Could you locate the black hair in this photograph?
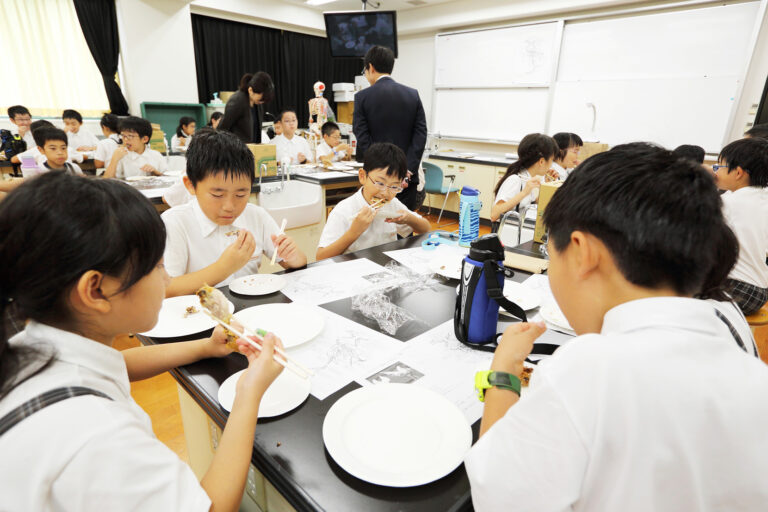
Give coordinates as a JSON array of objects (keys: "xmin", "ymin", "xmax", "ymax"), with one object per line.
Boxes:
[
  {"xmin": 364, "ymin": 45, "xmax": 395, "ymax": 75},
  {"xmin": 279, "ymin": 109, "xmax": 297, "ymax": 122},
  {"xmin": 247, "ymin": 72, "xmax": 275, "ymax": 104},
  {"xmin": 363, "ymin": 142, "xmax": 407, "ymax": 180},
  {"xmin": 29, "ymin": 120, "xmax": 54, "ymax": 133},
  {"xmin": 552, "ymin": 132, "xmax": 583, "ymax": 162},
  {"xmin": 0, "ymin": 172, "xmax": 166, "ymax": 399},
  {"xmin": 719, "ymin": 137, "xmax": 768, "ymax": 188},
  {"xmin": 322, "ymin": 122, "xmax": 340, "ymax": 137},
  {"xmin": 100, "ymin": 113, "xmax": 119, "ymax": 133},
  {"xmin": 7, "ymin": 105, "xmax": 30, "ymax": 119},
  {"xmin": 206, "ymin": 111, "xmax": 223, "ymax": 127},
  {"xmin": 695, "ymin": 222, "xmax": 739, "ymax": 302},
  {"xmin": 672, "ymin": 144, "xmax": 706, "ymax": 164},
  {"xmin": 118, "ymin": 116, "xmax": 153, "ymax": 141},
  {"xmin": 34, "ymin": 127, "xmax": 67, "ymax": 148},
  {"xmin": 744, "ymin": 123, "xmax": 768, "ymax": 139},
  {"xmin": 494, "ymin": 134, "xmax": 558, "ymax": 195},
  {"xmin": 238, "ymin": 73, "xmax": 254, "ymax": 93},
  {"xmin": 176, "ymin": 116, "xmax": 196, "ymax": 137},
  {"xmin": 185, "ymin": 128, "xmax": 255, "ymax": 187},
  {"xmin": 543, "ymin": 143, "xmax": 729, "ymax": 296},
  {"xmin": 62, "ymin": 109, "xmax": 83, "ymax": 124}
]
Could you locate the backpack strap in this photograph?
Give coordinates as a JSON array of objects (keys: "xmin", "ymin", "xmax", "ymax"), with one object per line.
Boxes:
[{"xmin": 0, "ymin": 386, "xmax": 112, "ymax": 438}]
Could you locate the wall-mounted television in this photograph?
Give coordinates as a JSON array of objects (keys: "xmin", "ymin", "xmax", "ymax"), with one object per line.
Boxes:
[{"xmin": 324, "ymin": 11, "xmax": 397, "ymax": 58}]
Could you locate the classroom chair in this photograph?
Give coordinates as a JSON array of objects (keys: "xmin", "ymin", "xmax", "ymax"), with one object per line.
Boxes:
[
  {"xmin": 495, "ymin": 204, "xmax": 538, "ymax": 247},
  {"xmin": 423, "ymin": 161, "xmax": 460, "ymax": 224},
  {"xmin": 746, "ymin": 301, "xmax": 768, "ymax": 364}
]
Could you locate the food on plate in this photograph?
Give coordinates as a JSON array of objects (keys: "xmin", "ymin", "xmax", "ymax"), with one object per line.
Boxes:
[
  {"xmin": 521, "ymin": 367, "xmax": 533, "ymax": 386},
  {"xmin": 183, "ymin": 306, "xmax": 199, "ymax": 318},
  {"xmin": 197, "ymin": 285, "xmax": 239, "ymax": 351},
  {"xmin": 224, "ymin": 230, "xmax": 239, "ymax": 237}
]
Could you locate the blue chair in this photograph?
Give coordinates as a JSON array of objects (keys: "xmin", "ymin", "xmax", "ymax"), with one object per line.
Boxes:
[{"xmin": 423, "ymin": 162, "xmax": 460, "ymax": 224}]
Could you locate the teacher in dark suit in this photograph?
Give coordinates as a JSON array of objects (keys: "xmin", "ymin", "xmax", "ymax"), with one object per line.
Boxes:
[
  {"xmin": 219, "ymin": 72, "xmax": 274, "ymax": 144},
  {"xmin": 353, "ymin": 46, "xmax": 427, "ymax": 210}
]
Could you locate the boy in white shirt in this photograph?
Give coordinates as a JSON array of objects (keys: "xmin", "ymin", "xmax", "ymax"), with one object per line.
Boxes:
[
  {"xmin": 316, "ymin": 143, "xmax": 430, "ymax": 260},
  {"xmin": 272, "ymin": 110, "xmax": 311, "ymax": 164},
  {"xmin": 714, "ymin": 137, "xmax": 768, "ymax": 315},
  {"xmin": 7, "ymin": 105, "xmax": 34, "ymax": 154},
  {"xmin": 316, "ymin": 121, "xmax": 350, "ymax": 164},
  {"xmin": 93, "ymin": 113, "xmax": 121, "ymax": 173},
  {"xmin": 466, "ymin": 143, "xmax": 768, "ymax": 511},
  {"xmin": 162, "ymin": 129, "xmax": 306, "ymax": 297},
  {"xmin": 62, "ymin": 109, "xmax": 98, "ymax": 152},
  {"xmin": 36, "ymin": 127, "xmax": 83, "ymax": 175},
  {"xmin": 103, "ymin": 116, "xmax": 167, "ymax": 179}
]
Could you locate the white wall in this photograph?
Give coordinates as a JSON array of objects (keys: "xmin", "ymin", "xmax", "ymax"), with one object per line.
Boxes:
[
  {"xmin": 190, "ymin": 0, "xmax": 325, "ymax": 35},
  {"xmin": 116, "ymin": 0, "xmax": 199, "ymax": 115}
]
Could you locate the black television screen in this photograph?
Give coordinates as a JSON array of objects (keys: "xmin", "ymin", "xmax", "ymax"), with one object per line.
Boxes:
[{"xmin": 324, "ymin": 11, "xmax": 397, "ymax": 58}]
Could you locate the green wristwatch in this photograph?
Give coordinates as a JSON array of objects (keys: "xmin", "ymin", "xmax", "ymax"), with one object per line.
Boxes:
[{"xmin": 475, "ymin": 370, "xmax": 521, "ymax": 402}]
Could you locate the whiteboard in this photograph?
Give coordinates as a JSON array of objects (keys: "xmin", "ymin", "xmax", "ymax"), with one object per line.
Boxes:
[
  {"xmin": 435, "ymin": 22, "xmax": 559, "ymax": 87},
  {"xmin": 433, "ymin": 89, "xmax": 549, "ymax": 141}
]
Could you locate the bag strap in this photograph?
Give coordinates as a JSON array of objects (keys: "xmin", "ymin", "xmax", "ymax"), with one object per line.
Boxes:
[
  {"xmin": 483, "ymin": 260, "xmax": 527, "ymax": 322},
  {"xmin": 0, "ymin": 386, "xmax": 112, "ymax": 438},
  {"xmin": 714, "ymin": 308, "xmax": 748, "ymax": 353}
]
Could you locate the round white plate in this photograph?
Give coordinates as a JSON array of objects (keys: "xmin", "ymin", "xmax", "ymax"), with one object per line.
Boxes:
[
  {"xmin": 346, "ymin": 161, "xmax": 364, "ymax": 168},
  {"xmin": 233, "ymin": 303, "xmax": 325, "ymax": 348},
  {"xmin": 229, "ymin": 274, "xmax": 286, "ymax": 296},
  {"xmin": 125, "ymin": 175, "xmax": 151, "ymax": 182},
  {"xmin": 163, "ymin": 169, "xmax": 184, "ymax": 177},
  {"xmin": 328, "ymin": 163, "xmax": 354, "ymax": 171},
  {"xmin": 218, "ymin": 368, "xmax": 311, "ymax": 417},
  {"xmin": 539, "ymin": 302, "xmax": 575, "ymax": 334},
  {"xmin": 323, "ymin": 384, "xmax": 472, "ymax": 487},
  {"xmin": 141, "ymin": 295, "xmax": 234, "ymax": 338},
  {"xmin": 429, "ymin": 253, "xmax": 464, "ymax": 280},
  {"xmin": 501, "ymin": 281, "xmax": 542, "ymax": 313}
]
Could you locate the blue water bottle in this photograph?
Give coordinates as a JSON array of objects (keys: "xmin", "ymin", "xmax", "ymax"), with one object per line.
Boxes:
[{"xmin": 458, "ymin": 186, "xmax": 481, "ymax": 247}]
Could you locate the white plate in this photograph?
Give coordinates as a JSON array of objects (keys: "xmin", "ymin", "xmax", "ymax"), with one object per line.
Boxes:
[
  {"xmin": 501, "ymin": 281, "xmax": 542, "ymax": 312},
  {"xmin": 429, "ymin": 254, "xmax": 465, "ymax": 280},
  {"xmin": 163, "ymin": 169, "xmax": 184, "ymax": 177},
  {"xmin": 233, "ymin": 303, "xmax": 325, "ymax": 348},
  {"xmin": 217, "ymin": 368, "xmax": 311, "ymax": 417},
  {"xmin": 229, "ymin": 274, "xmax": 286, "ymax": 296},
  {"xmin": 125, "ymin": 175, "xmax": 151, "ymax": 182},
  {"xmin": 141, "ymin": 295, "xmax": 234, "ymax": 338},
  {"xmin": 539, "ymin": 302, "xmax": 576, "ymax": 334},
  {"xmin": 323, "ymin": 384, "xmax": 472, "ymax": 487},
  {"xmin": 346, "ymin": 161, "xmax": 364, "ymax": 168},
  {"xmin": 327, "ymin": 163, "xmax": 354, "ymax": 171}
]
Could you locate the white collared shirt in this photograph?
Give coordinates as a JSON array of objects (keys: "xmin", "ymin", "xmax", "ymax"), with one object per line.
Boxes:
[
  {"xmin": 465, "ymin": 297, "xmax": 768, "ymax": 512},
  {"xmin": 94, "ymin": 134, "xmax": 120, "ymax": 169},
  {"xmin": 162, "ymin": 199, "xmax": 281, "ymax": 285},
  {"xmin": 552, "ymin": 160, "xmax": 569, "ymax": 180},
  {"xmin": 721, "ymin": 186, "xmax": 768, "ymax": 288},
  {"xmin": 18, "ymin": 146, "xmax": 82, "ymax": 166},
  {"xmin": 316, "ymin": 140, "xmax": 345, "ymax": 162},
  {"xmin": 163, "ymin": 172, "xmax": 192, "ymax": 208},
  {"xmin": 115, "ymin": 146, "xmax": 167, "ymax": 179},
  {"xmin": 67, "ymin": 128, "xmax": 99, "ymax": 150},
  {"xmin": 21, "ymin": 130, "xmax": 35, "ymax": 149},
  {"xmin": 171, "ymin": 134, "xmax": 190, "ymax": 152},
  {"xmin": 318, "ymin": 188, "xmax": 420, "ymax": 253},
  {"xmin": 272, "ymin": 133, "xmax": 312, "ymax": 164},
  {"xmin": 0, "ymin": 322, "xmax": 211, "ymax": 511},
  {"xmin": 495, "ymin": 169, "xmax": 539, "ymax": 211}
]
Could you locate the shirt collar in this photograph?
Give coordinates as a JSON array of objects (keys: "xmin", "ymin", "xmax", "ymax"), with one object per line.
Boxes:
[
  {"xmin": 375, "ymin": 75, "xmax": 392, "ymax": 82},
  {"xmin": 21, "ymin": 321, "xmax": 131, "ymax": 398},
  {"xmin": 192, "ymin": 198, "xmax": 220, "ymax": 238},
  {"xmin": 601, "ymin": 297, "xmax": 724, "ymax": 337}
]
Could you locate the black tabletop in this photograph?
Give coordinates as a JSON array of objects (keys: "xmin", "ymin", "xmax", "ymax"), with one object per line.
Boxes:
[{"xmin": 140, "ymin": 236, "xmax": 540, "ymax": 512}]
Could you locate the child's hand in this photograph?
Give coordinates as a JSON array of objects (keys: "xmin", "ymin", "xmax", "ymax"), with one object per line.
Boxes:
[
  {"xmin": 235, "ymin": 333, "xmax": 285, "ymax": 398},
  {"xmin": 141, "ymin": 164, "xmax": 161, "ymax": 175},
  {"xmin": 113, "ymin": 147, "xmax": 128, "ymax": 162},
  {"xmin": 297, "ymin": 152, "xmax": 308, "ymax": 164},
  {"xmin": 524, "ymin": 176, "xmax": 543, "ymax": 194},
  {"xmin": 179, "ymin": 138, "xmax": 186, "ymax": 147},
  {"xmin": 271, "ymin": 233, "xmax": 303, "ymax": 267},
  {"xmin": 336, "ymin": 143, "xmax": 350, "ymax": 153},
  {"xmin": 384, "ymin": 210, "xmax": 410, "ymax": 225},
  {"xmin": 351, "ymin": 206, "xmax": 377, "ymax": 236},
  {"xmin": 205, "ymin": 323, "xmax": 239, "ymax": 358},
  {"xmin": 220, "ymin": 229, "xmax": 256, "ymax": 272},
  {"xmin": 491, "ymin": 322, "xmax": 546, "ymax": 376},
  {"xmin": 545, "ymin": 168, "xmax": 560, "ymax": 182}
]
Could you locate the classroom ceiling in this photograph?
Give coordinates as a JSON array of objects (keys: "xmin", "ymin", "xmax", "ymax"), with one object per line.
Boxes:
[{"xmin": 284, "ymin": 0, "xmax": 460, "ymax": 12}]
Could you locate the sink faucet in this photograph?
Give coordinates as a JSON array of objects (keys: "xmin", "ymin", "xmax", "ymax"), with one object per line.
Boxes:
[
  {"xmin": 259, "ymin": 163, "xmax": 267, "ymax": 186},
  {"xmin": 279, "ymin": 160, "xmax": 289, "ymax": 191}
]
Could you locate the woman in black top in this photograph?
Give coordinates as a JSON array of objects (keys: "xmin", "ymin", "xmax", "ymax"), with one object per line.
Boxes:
[{"xmin": 219, "ymin": 72, "xmax": 274, "ymax": 144}]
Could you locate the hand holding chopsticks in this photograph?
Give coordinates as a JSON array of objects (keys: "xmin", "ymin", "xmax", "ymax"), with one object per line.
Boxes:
[{"xmin": 270, "ymin": 218, "xmax": 287, "ymax": 266}]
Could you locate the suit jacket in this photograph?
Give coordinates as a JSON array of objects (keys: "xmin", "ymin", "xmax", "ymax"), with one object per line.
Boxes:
[
  {"xmin": 219, "ymin": 91, "xmax": 264, "ymax": 144},
  {"xmin": 353, "ymin": 76, "xmax": 427, "ymax": 181}
]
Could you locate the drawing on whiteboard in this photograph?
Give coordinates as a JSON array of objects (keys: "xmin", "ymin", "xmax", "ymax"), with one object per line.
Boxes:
[{"xmin": 523, "ymin": 39, "xmax": 546, "ymax": 75}]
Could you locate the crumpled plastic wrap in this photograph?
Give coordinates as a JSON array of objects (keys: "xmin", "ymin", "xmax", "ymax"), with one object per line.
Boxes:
[{"xmin": 351, "ymin": 262, "xmax": 439, "ymax": 335}]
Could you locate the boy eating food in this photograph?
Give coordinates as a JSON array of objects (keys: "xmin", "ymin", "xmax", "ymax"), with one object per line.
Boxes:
[
  {"xmin": 103, "ymin": 116, "xmax": 167, "ymax": 179},
  {"xmin": 316, "ymin": 121, "xmax": 350, "ymax": 164}
]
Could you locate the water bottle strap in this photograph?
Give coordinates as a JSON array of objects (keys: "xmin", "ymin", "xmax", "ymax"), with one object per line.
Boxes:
[{"xmin": 483, "ymin": 261, "xmax": 527, "ymax": 322}]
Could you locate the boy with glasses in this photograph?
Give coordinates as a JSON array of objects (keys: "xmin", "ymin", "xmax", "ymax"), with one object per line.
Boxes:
[
  {"xmin": 103, "ymin": 116, "xmax": 167, "ymax": 179},
  {"xmin": 316, "ymin": 143, "xmax": 430, "ymax": 259},
  {"xmin": 316, "ymin": 122, "xmax": 350, "ymax": 164}
]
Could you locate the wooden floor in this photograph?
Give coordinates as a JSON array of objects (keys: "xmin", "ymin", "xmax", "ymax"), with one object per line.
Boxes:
[{"xmin": 119, "ymin": 212, "xmax": 768, "ymax": 463}]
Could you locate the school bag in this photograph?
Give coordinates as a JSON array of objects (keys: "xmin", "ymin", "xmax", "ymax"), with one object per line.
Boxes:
[{"xmin": 0, "ymin": 129, "xmax": 27, "ymax": 160}]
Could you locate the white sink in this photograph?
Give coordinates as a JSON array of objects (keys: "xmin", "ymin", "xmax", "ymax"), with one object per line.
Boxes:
[{"xmin": 258, "ymin": 180, "xmax": 323, "ymax": 229}]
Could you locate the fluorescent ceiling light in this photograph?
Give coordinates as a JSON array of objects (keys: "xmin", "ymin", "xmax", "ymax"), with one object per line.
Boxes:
[{"xmin": 306, "ymin": 0, "xmax": 337, "ymax": 5}]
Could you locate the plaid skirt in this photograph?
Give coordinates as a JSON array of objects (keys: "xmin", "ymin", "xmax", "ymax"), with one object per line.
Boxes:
[{"xmin": 726, "ymin": 279, "xmax": 768, "ymax": 316}]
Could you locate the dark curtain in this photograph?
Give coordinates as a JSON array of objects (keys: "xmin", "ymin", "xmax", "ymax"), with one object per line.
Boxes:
[
  {"xmin": 755, "ymin": 73, "xmax": 768, "ymax": 126},
  {"xmin": 73, "ymin": 0, "xmax": 129, "ymax": 115},
  {"xmin": 192, "ymin": 14, "xmax": 361, "ymax": 128}
]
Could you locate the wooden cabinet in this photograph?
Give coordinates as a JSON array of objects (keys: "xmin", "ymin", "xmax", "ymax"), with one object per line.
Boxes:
[{"xmin": 424, "ymin": 159, "xmax": 499, "ymax": 220}]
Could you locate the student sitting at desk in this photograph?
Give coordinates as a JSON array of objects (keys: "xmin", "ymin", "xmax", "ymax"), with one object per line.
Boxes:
[
  {"xmin": 94, "ymin": 114, "xmax": 121, "ymax": 173},
  {"xmin": 272, "ymin": 110, "xmax": 311, "ymax": 164},
  {"xmin": 13, "ymin": 121, "xmax": 83, "ymax": 168},
  {"xmin": 36, "ymin": 127, "xmax": 83, "ymax": 175},
  {"xmin": 7, "ymin": 105, "xmax": 34, "ymax": 158},
  {"xmin": 162, "ymin": 129, "xmax": 306, "ymax": 297},
  {"xmin": 171, "ymin": 116, "xmax": 196, "ymax": 153},
  {"xmin": 103, "ymin": 116, "xmax": 167, "ymax": 179},
  {"xmin": 316, "ymin": 143, "xmax": 430, "ymax": 260},
  {"xmin": 714, "ymin": 137, "xmax": 768, "ymax": 315},
  {"xmin": 316, "ymin": 121, "xmax": 350, "ymax": 164},
  {"xmin": 63, "ymin": 109, "xmax": 98, "ymax": 153},
  {"xmin": 465, "ymin": 143, "xmax": 768, "ymax": 511},
  {"xmin": 207, "ymin": 111, "xmax": 223, "ymax": 129},
  {"xmin": 551, "ymin": 132, "xmax": 583, "ymax": 179},
  {"xmin": 0, "ymin": 172, "xmax": 286, "ymax": 511},
  {"xmin": 490, "ymin": 133, "xmax": 558, "ymax": 224}
]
